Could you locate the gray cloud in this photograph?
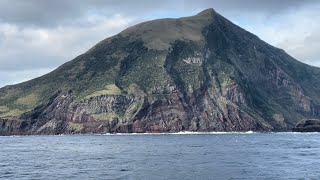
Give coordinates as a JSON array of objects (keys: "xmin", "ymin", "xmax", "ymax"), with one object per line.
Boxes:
[
  {"xmin": 0, "ymin": 0, "xmax": 170, "ymax": 27},
  {"xmin": 197, "ymin": 0, "xmax": 317, "ymax": 13},
  {"xmin": 241, "ymin": 4, "xmax": 320, "ymax": 67},
  {"xmin": 0, "ymin": 14, "xmax": 136, "ymax": 72},
  {"xmin": 0, "ymin": 0, "xmax": 79, "ymax": 27},
  {"xmin": 0, "ymin": 0, "xmax": 317, "ymax": 27},
  {"xmin": 284, "ymin": 27, "xmax": 320, "ymax": 66}
]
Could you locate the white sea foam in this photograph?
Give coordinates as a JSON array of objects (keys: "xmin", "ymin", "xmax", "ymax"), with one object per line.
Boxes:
[
  {"xmin": 273, "ymin": 132, "xmax": 320, "ymax": 135},
  {"xmin": 4, "ymin": 131, "xmax": 320, "ymax": 138},
  {"xmin": 102, "ymin": 131, "xmax": 256, "ymax": 136}
]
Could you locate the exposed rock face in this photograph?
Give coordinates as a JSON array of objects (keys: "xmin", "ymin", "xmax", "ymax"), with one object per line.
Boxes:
[
  {"xmin": 292, "ymin": 119, "xmax": 320, "ymax": 132},
  {"xmin": 1, "ymin": 8, "xmax": 320, "ymax": 135}
]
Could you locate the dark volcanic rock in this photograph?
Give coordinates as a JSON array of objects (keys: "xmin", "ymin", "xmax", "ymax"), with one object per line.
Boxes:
[
  {"xmin": 292, "ymin": 119, "xmax": 320, "ymax": 132},
  {"xmin": 1, "ymin": 8, "xmax": 320, "ymax": 135}
]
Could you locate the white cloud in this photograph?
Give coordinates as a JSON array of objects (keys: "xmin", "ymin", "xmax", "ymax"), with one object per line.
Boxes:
[
  {"xmin": 0, "ymin": 68, "xmax": 54, "ymax": 87},
  {"xmin": 239, "ymin": 4, "xmax": 320, "ymax": 66},
  {"xmin": 0, "ymin": 14, "xmax": 137, "ymax": 87},
  {"xmin": 0, "ymin": 15, "xmax": 134, "ymax": 70}
]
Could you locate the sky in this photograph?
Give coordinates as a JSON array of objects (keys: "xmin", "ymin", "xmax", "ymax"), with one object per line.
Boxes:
[{"xmin": 0, "ymin": 0, "xmax": 319, "ymax": 87}]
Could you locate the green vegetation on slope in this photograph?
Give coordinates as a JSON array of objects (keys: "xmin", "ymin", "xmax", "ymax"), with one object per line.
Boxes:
[{"xmin": 85, "ymin": 84, "xmax": 121, "ymax": 99}]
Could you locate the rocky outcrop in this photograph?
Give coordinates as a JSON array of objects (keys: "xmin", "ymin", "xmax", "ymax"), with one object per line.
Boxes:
[
  {"xmin": 0, "ymin": 118, "xmax": 24, "ymax": 135},
  {"xmin": 0, "ymin": 78, "xmax": 271, "ymax": 135},
  {"xmin": 292, "ymin": 119, "xmax": 320, "ymax": 132}
]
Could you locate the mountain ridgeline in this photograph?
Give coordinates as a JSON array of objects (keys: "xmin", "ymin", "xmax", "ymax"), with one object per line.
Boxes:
[{"xmin": 1, "ymin": 9, "xmax": 320, "ymax": 135}]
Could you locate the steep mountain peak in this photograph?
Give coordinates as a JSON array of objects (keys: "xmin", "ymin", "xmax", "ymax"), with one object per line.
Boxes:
[
  {"xmin": 119, "ymin": 9, "xmax": 216, "ymax": 50},
  {"xmin": 195, "ymin": 8, "xmax": 216, "ymax": 17}
]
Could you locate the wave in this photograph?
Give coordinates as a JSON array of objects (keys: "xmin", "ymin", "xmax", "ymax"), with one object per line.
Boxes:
[
  {"xmin": 5, "ymin": 131, "xmax": 320, "ymax": 138},
  {"xmin": 271, "ymin": 132, "xmax": 320, "ymax": 135},
  {"xmin": 102, "ymin": 131, "xmax": 256, "ymax": 136}
]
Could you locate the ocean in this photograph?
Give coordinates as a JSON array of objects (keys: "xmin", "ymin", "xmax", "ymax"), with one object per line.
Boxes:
[{"xmin": 0, "ymin": 132, "xmax": 319, "ymax": 179}]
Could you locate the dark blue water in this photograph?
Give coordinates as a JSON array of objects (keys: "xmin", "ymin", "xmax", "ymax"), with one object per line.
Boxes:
[{"xmin": 0, "ymin": 133, "xmax": 320, "ymax": 179}]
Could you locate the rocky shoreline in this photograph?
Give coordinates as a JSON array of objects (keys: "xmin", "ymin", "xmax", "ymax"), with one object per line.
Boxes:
[
  {"xmin": 3, "ymin": 116, "xmax": 318, "ymax": 135},
  {"xmin": 292, "ymin": 119, "xmax": 320, "ymax": 132}
]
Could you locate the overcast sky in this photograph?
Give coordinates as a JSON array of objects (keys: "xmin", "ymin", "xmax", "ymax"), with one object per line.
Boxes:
[{"xmin": 0, "ymin": 0, "xmax": 319, "ymax": 87}]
